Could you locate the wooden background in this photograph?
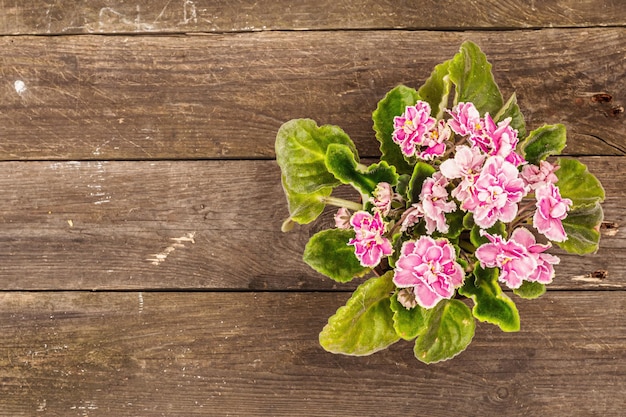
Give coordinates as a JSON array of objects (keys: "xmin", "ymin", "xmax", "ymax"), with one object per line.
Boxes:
[{"xmin": 0, "ymin": 1, "xmax": 625, "ymax": 415}]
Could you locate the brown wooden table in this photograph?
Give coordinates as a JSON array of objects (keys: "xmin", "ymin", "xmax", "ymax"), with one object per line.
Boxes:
[{"xmin": 0, "ymin": 2, "xmax": 624, "ymax": 415}]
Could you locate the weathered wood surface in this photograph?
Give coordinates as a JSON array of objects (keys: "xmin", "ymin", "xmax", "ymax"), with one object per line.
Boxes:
[
  {"xmin": 1, "ymin": 28, "xmax": 624, "ymax": 160},
  {"xmin": 0, "ymin": 157, "xmax": 622, "ymax": 291},
  {"xmin": 1, "ymin": 1, "xmax": 625, "ymax": 415},
  {"xmin": 0, "ymin": 291, "xmax": 624, "ymax": 417},
  {"xmin": 1, "ymin": 0, "xmax": 625, "ymax": 35}
]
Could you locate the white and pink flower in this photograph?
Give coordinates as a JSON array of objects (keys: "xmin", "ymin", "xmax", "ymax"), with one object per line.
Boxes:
[
  {"xmin": 475, "ymin": 230, "xmax": 535, "ymax": 289},
  {"xmin": 475, "ymin": 228, "xmax": 559, "ymax": 288},
  {"xmin": 418, "ymin": 119, "xmax": 450, "ymax": 160},
  {"xmin": 447, "ymin": 102, "xmax": 482, "ymax": 137},
  {"xmin": 533, "ymin": 183, "xmax": 572, "ymax": 242},
  {"xmin": 420, "ymin": 173, "xmax": 456, "ymax": 234},
  {"xmin": 370, "ymin": 182, "xmax": 394, "ymax": 216},
  {"xmin": 392, "ymin": 102, "xmax": 436, "ymax": 157},
  {"xmin": 463, "ymin": 156, "xmax": 526, "ymax": 229},
  {"xmin": 470, "ymin": 114, "xmax": 525, "ymax": 166},
  {"xmin": 521, "ymin": 160, "xmax": 559, "ymax": 191},
  {"xmin": 440, "ymin": 145, "xmax": 486, "ymax": 202},
  {"xmin": 399, "ymin": 204, "xmax": 424, "ymax": 232},
  {"xmin": 508, "ymin": 227, "xmax": 560, "ymax": 284},
  {"xmin": 393, "ymin": 236, "xmax": 465, "ymax": 308},
  {"xmin": 348, "ymin": 211, "xmax": 393, "ymax": 268},
  {"xmin": 334, "ymin": 207, "xmax": 351, "ymax": 230}
]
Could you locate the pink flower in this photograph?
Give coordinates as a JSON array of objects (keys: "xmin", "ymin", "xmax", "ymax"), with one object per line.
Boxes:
[
  {"xmin": 474, "ymin": 231, "xmax": 536, "ymax": 289},
  {"xmin": 334, "ymin": 207, "xmax": 351, "ymax": 229},
  {"xmin": 464, "ymin": 156, "xmax": 526, "ymax": 228},
  {"xmin": 393, "ymin": 236, "xmax": 465, "ymax": 308},
  {"xmin": 420, "ymin": 173, "xmax": 456, "ymax": 234},
  {"xmin": 370, "ymin": 182, "xmax": 393, "ymax": 216},
  {"xmin": 508, "ymin": 227, "xmax": 560, "ymax": 285},
  {"xmin": 521, "ymin": 160, "xmax": 559, "ymax": 191},
  {"xmin": 348, "ymin": 211, "xmax": 393, "ymax": 267},
  {"xmin": 392, "ymin": 102, "xmax": 436, "ymax": 157},
  {"xmin": 476, "ymin": 228, "xmax": 560, "ymax": 288},
  {"xmin": 400, "ymin": 204, "xmax": 424, "ymax": 232},
  {"xmin": 418, "ymin": 120, "xmax": 450, "ymax": 160},
  {"xmin": 440, "ymin": 145, "xmax": 486, "ymax": 202},
  {"xmin": 447, "ymin": 102, "xmax": 482, "ymax": 137},
  {"xmin": 533, "ymin": 183, "xmax": 572, "ymax": 242},
  {"xmin": 470, "ymin": 114, "xmax": 524, "ymax": 166}
]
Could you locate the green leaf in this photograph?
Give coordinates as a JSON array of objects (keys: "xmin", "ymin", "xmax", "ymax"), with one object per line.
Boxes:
[
  {"xmin": 325, "ymin": 143, "xmax": 399, "ymax": 196},
  {"xmin": 303, "ymin": 229, "xmax": 369, "ymax": 282},
  {"xmin": 494, "ymin": 93, "xmax": 526, "ymax": 140},
  {"xmin": 558, "ymin": 203, "xmax": 604, "ymax": 254},
  {"xmin": 513, "ymin": 281, "xmax": 546, "ymax": 300},
  {"xmin": 462, "ymin": 212, "xmax": 475, "ymax": 229},
  {"xmin": 390, "ymin": 293, "xmax": 431, "ymax": 340},
  {"xmin": 448, "ymin": 41, "xmax": 504, "ymax": 116},
  {"xmin": 372, "ymin": 85, "xmax": 419, "ymax": 175},
  {"xmin": 408, "ymin": 162, "xmax": 436, "ymax": 204},
  {"xmin": 413, "ymin": 299, "xmax": 475, "ymax": 364},
  {"xmin": 459, "ymin": 265, "xmax": 520, "ymax": 332},
  {"xmin": 469, "ymin": 221, "xmax": 506, "ymax": 248},
  {"xmin": 319, "ymin": 272, "xmax": 400, "ymax": 355},
  {"xmin": 418, "ymin": 59, "xmax": 452, "ymax": 119},
  {"xmin": 520, "ymin": 124, "xmax": 567, "ymax": 165},
  {"xmin": 437, "ymin": 210, "xmax": 466, "ymax": 240},
  {"xmin": 280, "ymin": 175, "xmax": 332, "ymax": 226},
  {"xmin": 396, "ymin": 174, "xmax": 411, "ymax": 200},
  {"xmin": 388, "ymin": 232, "xmax": 406, "ymax": 269},
  {"xmin": 276, "ymin": 119, "xmax": 358, "ymax": 194},
  {"xmin": 555, "ymin": 158, "xmax": 605, "ymax": 208}
]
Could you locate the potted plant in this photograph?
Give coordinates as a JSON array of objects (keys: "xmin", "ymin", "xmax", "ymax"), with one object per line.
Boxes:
[{"xmin": 275, "ymin": 41, "xmax": 605, "ymax": 363}]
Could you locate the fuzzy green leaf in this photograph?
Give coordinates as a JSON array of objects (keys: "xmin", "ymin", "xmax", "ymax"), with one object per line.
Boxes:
[
  {"xmin": 555, "ymin": 158, "xmax": 605, "ymax": 208},
  {"xmin": 513, "ymin": 281, "xmax": 546, "ymax": 300},
  {"xmin": 413, "ymin": 299, "xmax": 475, "ymax": 364},
  {"xmin": 303, "ymin": 229, "xmax": 369, "ymax": 282},
  {"xmin": 520, "ymin": 124, "xmax": 567, "ymax": 165},
  {"xmin": 276, "ymin": 119, "xmax": 358, "ymax": 194},
  {"xmin": 448, "ymin": 41, "xmax": 504, "ymax": 116},
  {"xmin": 418, "ymin": 59, "xmax": 452, "ymax": 119},
  {"xmin": 558, "ymin": 203, "xmax": 604, "ymax": 254},
  {"xmin": 325, "ymin": 143, "xmax": 399, "ymax": 196},
  {"xmin": 548, "ymin": 159, "xmax": 604, "ymax": 254},
  {"xmin": 390, "ymin": 293, "xmax": 431, "ymax": 341},
  {"xmin": 396, "ymin": 174, "xmax": 411, "ymax": 200},
  {"xmin": 280, "ymin": 175, "xmax": 332, "ymax": 226},
  {"xmin": 408, "ymin": 162, "xmax": 436, "ymax": 204},
  {"xmin": 459, "ymin": 265, "xmax": 520, "ymax": 332},
  {"xmin": 462, "ymin": 213, "xmax": 475, "ymax": 229},
  {"xmin": 372, "ymin": 85, "xmax": 419, "ymax": 175},
  {"xmin": 319, "ymin": 273, "xmax": 400, "ymax": 355}
]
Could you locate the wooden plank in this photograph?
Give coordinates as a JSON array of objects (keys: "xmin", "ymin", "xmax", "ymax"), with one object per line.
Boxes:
[
  {"xmin": 0, "ymin": 28, "xmax": 624, "ymax": 160},
  {"xmin": 1, "ymin": 1, "xmax": 625, "ymax": 35},
  {"xmin": 0, "ymin": 157, "xmax": 622, "ymax": 290},
  {"xmin": 0, "ymin": 291, "xmax": 624, "ymax": 416}
]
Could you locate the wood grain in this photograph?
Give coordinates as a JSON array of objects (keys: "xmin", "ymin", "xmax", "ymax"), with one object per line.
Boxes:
[
  {"xmin": 0, "ymin": 28, "xmax": 624, "ymax": 161},
  {"xmin": 0, "ymin": 157, "xmax": 622, "ymax": 291},
  {"xmin": 0, "ymin": 291, "xmax": 624, "ymax": 416},
  {"xmin": 0, "ymin": 2, "xmax": 624, "ymax": 415},
  {"xmin": 1, "ymin": 0, "xmax": 625, "ymax": 35}
]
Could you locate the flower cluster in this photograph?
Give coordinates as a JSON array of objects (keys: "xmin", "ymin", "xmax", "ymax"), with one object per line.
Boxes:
[
  {"xmin": 276, "ymin": 41, "xmax": 604, "ymax": 363},
  {"xmin": 342, "ymin": 101, "xmax": 573, "ymax": 308}
]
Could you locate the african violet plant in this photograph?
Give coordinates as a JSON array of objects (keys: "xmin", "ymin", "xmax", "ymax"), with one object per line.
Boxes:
[{"xmin": 275, "ymin": 41, "xmax": 605, "ymax": 363}]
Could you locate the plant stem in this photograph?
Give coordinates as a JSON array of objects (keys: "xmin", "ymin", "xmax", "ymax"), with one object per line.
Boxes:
[{"xmin": 320, "ymin": 196, "xmax": 363, "ymax": 211}]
